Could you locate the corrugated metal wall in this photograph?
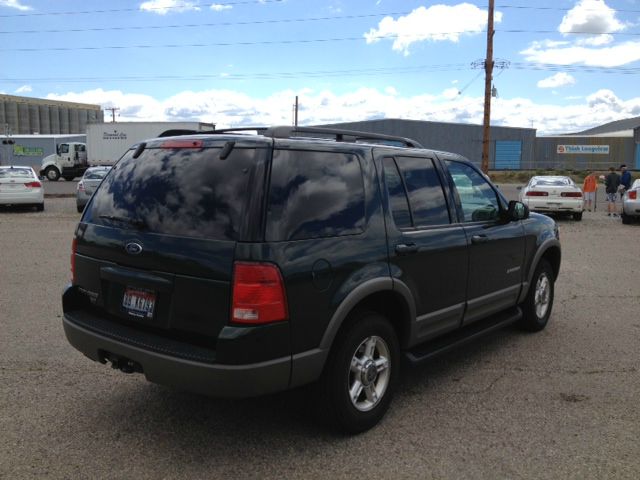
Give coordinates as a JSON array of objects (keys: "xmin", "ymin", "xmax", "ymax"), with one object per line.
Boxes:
[
  {"xmin": 319, "ymin": 119, "xmax": 536, "ymax": 169},
  {"xmin": 495, "ymin": 141, "xmax": 522, "ymax": 169},
  {"xmin": 535, "ymin": 136, "xmax": 635, "ymax": 170}
]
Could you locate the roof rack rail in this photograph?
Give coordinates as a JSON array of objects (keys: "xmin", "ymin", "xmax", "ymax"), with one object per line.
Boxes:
[{"xmin": 262, "ymin": 125, "xmax": 423, "ymax": 148}]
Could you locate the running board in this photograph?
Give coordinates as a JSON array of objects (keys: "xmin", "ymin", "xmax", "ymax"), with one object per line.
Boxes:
[{"xmin": 405, "ymin": 306, "xmax": 522, "ymax": 364}]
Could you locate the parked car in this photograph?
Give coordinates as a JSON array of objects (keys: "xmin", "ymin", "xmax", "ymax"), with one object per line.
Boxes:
[
  {"xmin": 520, "ymin": 175, "xmax": 584, "ymax": 220},
  {"xmin": 0, "ymin": 166, "xmax": 44, "ymax": 211},
  {"xmin": 76, "ymin": 166, "xmax": 112, "ymax": 213},
  {"xmin": 621, "ymin": 179, "xmax": 640, "ymax": 224},
  {"xmin": 62, "ymin": 126, "xmax": 561, "ymax": 433}
]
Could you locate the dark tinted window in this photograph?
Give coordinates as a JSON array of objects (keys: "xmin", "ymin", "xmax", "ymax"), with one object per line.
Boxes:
[
  {"xmin": 446, "ymin": 160, "xmax": 500, "ymax": 222},
  {"xmin": 86, "ymin": 146, "xmax": 261, "ymax": 240},
  {"xmin": 266, "ymin": 149, "xmax": 365, "ymax": 241},
  {"xmin": 395, "ymin": 156, "xmax": 450, "ymax": 227},
  {"xmin": 383, "ymin": 158, "xmax": 412, "ymax": 229}
]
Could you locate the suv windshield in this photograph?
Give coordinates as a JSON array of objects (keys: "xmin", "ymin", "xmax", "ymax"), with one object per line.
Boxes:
[{"xmin": 85, "ymin": 146, "xmax": 262, "ymax": 240}]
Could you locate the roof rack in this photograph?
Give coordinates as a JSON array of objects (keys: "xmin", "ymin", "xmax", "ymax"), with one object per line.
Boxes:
[
  {"xmin": 262, "ymin": 126, "xmax": 423, "ymax": 148},
  {"xmin": 159, "ymin": 125, "xmax": 423, "ymax": 148}
]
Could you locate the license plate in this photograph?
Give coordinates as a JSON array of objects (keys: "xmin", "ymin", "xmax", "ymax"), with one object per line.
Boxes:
[{"xmin": 122, "ymin": 288, "xmax": 156, "ymax": 318}]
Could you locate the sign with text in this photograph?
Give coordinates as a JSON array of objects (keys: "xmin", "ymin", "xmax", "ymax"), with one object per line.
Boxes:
[
  {"xmin": 556, "ymin": 145, "xmax": 609, "ymax": 155},
  {"xmin": 13, "ymin": 145, "xmax": 44, "ymax": 156}
]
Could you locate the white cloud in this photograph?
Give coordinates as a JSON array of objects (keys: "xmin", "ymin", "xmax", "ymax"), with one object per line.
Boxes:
[
  {"xmin": 559, "ymin": 0, "xmax": 625, "ymax": 35},
  {"xmin": 442, "ymin": 87, "xmax": 460, "ymax": 99},
  {"xmin": 139, "ymin": 0, "xmax": 200, "ymax": 15},
  {"xmin": 45, "ymin": 86, "xmax": 640, "ymax": 135},
  {"xmin": 364, "ymin": 3, "xmax": 502, "ymax": 56},
  {"xmin": 15, "ymin": 85, "xmax": 32, "ymax": 93},
  {"xmin": 210, "ymin": 3, "xmax": 232, "ymax": 11},
  {"xmin": 0, "ymin": 0, "xmax": 32, "ymax": 11},
  {"xmin": 537, "ymin": 73, "xmax": 576, "ymax": 89},
  {"xmin": 521, "ymin": 40, "xmax": 640, "ymax": 67}
]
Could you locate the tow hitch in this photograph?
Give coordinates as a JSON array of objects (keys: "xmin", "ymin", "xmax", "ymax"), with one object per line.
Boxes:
[{"xmin": 100, "ymin": 352, "xmax": 143, "ymax": 374}]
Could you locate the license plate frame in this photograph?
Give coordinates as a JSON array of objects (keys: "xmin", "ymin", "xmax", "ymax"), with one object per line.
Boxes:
[{"xmin": 122, "ymin": 287, "xmax": 156, "ymax": 319}]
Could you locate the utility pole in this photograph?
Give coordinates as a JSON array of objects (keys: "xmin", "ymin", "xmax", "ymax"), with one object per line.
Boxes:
[
  {"xmin": 294, "ymin": 96, "xmax": 299, "ymax": 127},
  {"xmin": 105, "ymin": 107, "xmax": 120, "ymax": 123},
  {"xmin": 481, "ymin": 0, "xmax": 495, "ymax": 175}
]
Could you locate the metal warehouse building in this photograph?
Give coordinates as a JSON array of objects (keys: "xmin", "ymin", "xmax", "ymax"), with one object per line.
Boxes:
[
  {"xmin": 319, "ymin": 118, "xmax": 536, "ymax": 169},
  {"xmin": 536, "ymin": 117, "xmax": 640, "ymax": 171},
  {"xmin": 0, "ymin": 94, "xmax": 103, "ymax": 135}
]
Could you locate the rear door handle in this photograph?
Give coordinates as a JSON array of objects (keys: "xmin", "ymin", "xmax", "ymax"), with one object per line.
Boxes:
[
  {"xmin": 395, "ymin": 243, "xmax": 418, "ymax": 255},
  {"xmin": 471, "ymin": 234, "xmax": 489, "ymax": 244}
]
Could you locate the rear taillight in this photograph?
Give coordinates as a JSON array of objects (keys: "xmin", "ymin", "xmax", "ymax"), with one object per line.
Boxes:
[
  {"xmin": 77, "ymin": 181, "xmax": 85, "ymax": 192},
  {"xmin": 561, "ymin": 192, "xmax": 583, "ymax": 197},
  {"xmin": 24, "ymin": 181, "xmax": 41, "ymax": 188},
  {"xmin": 629, "ymin": 191, "xmax": 637, "ymax": 200},
  {"xmin": 161, "ymin": 140, "xmax": 203, "ymax": 149},
  {"xmin": 231, "ymin": 262, "xmax": 288, "ymax": 325},
  {"xmin": 71, "ymin": 237, "xmax": 77, "ymax": 283},
  {"xmin": 526, "ymin": 191, "xmax": 548, "ymax": 197}
]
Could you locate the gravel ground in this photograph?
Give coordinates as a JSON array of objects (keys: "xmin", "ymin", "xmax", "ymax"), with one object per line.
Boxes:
[{"xmin": 1, "ymin": 197, "xmax": 638, "ymax": 480}]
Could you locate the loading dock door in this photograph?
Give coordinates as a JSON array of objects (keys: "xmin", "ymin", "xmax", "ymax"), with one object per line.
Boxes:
[{"xmin": 495, "ymin": 141, "xmax": 522, "ymax": 170}]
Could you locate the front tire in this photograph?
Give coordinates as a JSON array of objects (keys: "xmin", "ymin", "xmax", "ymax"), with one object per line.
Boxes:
[
  {"xmin": 319, "ymin": 312, "xmax": 399, "ymax": 434},
  {"xmin": 44, "ymin": 166, "xmax": 60, "ymax": 181},
  {"xmin": 518, "ymin": 259, "xmax": 554, "ymax": 332}
]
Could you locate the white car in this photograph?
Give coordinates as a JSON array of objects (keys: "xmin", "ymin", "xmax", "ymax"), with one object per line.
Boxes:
[
  {"xmin": 0, "ymin": 166, "xmax": 44, "ymax": 211},
  {"xmin": 520, "ymin": 175, "xmax": 584, "ymax": 221},
  {"xmin": 621, "ymin": 179, "xmax": 640, "ymax": 224}
]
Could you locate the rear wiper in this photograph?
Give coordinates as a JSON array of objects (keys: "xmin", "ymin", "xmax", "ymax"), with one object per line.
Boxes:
[{"xmin": 99, "ymin": 214, "xmax": 147, "ymax": 229}]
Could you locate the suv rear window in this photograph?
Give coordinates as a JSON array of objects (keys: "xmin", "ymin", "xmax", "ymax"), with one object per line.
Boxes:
[
  {"xmin": 266, "ymin": 149, "xmax": 365, "ymax": 241},
  {"xmin": 85, "ymin": 146, "xmax": 262, "ymax": 241}
]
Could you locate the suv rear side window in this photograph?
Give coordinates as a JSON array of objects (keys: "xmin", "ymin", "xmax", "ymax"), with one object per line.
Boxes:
[
  {"xmin": 393, "ymin": 156, "xmax": 450, "ymax": 227},
  {"xmin": 85, "ymin": 146, "xmax": 262, "ymax": 241},
  {"xmin": 266, "ymin": 149, "xmax": 365, "ymax": 241}
]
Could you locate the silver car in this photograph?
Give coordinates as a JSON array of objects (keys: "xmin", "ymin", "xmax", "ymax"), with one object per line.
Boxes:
[
  {"xmin": 76, "ymin": 166, "xmax": 111, "ymax": 213},
  {"xmin": 621, "ymin": 179, "xmax": 640, "ymax": 224}
]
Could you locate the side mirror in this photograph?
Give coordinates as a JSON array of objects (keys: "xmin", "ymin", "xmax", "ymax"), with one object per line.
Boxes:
[{"xmin": 507, "ymin": 200, "xmax": 529, "ymax": 221}]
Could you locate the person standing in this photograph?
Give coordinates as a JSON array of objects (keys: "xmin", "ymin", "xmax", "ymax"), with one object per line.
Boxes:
[
  {"xmin": 604, "ymin": 166, "xmax": 621, "ymax": 217},
  {"xmin": 619, "ymin": 164, "xmax": 632, "ymax": 194},
  {"xmin": 582, "ymin": 170, "xmax": 598, "ymax": 212}
]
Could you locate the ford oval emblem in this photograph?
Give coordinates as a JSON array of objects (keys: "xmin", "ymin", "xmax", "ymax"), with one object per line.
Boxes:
[{"xmin": 125, "ymin": 242, "xmax": 143, "ymax": 255}]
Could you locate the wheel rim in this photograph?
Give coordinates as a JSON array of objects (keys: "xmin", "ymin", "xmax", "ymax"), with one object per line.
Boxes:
[
  {"xmin": 534, "ymin": 272, "xmax": 551, "ymax": 319},
  {"xmin": 348, "ymin": 335, "xmax": 391, "ymax": 412},
  {"xmin": 46, "ymin": 170, "xmax": 57, "ymax": 180}
]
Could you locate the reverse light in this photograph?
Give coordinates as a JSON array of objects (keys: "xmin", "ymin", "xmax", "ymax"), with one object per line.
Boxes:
[
  {"xmin": 561, "ymin": 192, "xmax": 583, "ymax": 197},
  {"xmin": 231, "ymin": 262, "xmax": 288, "ymax": 325},
  {"xmin": 24, "ymin": 181, "xmax": 42, "ymax": 188},
  {"xmin": 526, "ymin": 191, "xmax": 548, "ymax": 197}
]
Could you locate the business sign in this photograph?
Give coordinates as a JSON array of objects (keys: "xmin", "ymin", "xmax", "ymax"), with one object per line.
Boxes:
[
  {"xmin": 557, "ymin": 145, "xmax": 609, "ymax": 155},
  {"xmin": 13, "ymin": 145, "xmax": 44, "ymax": 156},
  {"xmin": 103, "ymin": 130, "xmax": 128, "ymax": 140}
]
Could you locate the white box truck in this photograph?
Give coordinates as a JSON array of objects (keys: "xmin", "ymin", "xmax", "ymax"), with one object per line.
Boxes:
[{"xmin": 86, "ymin": 121, "xmax": 215, "ymax": 166}]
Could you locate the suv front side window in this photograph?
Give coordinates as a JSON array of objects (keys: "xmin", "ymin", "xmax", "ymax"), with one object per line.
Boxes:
[{"xmin": 446, "ymin": 160, "xmax": 501, "ymax": 223}]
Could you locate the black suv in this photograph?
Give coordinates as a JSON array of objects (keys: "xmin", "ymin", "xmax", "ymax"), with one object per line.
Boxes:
[{"xmin": 62, "ymin": 126, "xmax": 561, "ymax": 433}]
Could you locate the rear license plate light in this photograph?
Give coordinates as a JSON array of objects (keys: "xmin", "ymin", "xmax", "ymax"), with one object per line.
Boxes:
[{"xmin": 122, "ymin": 287, "xmax": 156, "ymax": 319}]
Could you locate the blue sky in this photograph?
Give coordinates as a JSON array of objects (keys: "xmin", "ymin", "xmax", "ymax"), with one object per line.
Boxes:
[{"xmin": 1, "ymin": 0, "xmax": 639, "ymax": 134}]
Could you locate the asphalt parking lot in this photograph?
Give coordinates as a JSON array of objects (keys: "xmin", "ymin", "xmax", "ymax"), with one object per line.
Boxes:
[{"xmin": 1, "ymin": 196, "xmax": 638, "ymax": 479}]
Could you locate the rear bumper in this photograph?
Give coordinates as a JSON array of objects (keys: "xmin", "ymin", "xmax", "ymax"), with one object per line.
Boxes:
[
  {"xmin": 0, "ymin": 190, "xmax": 44, "ymax": 205},
  {"xmin": 623, "ymin": 199, "xmax": 640, "ymax": 217},
  {"xmin": 523, "ymin": 198, "xmax": 583, "ymax": 213},
  {"xmin": 63, "ymin": 312, "xmax": 292, "ymax": 397}
]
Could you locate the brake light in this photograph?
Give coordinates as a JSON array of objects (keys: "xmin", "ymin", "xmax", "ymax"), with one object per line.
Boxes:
[
  {"xmin": 161, "ymin": 140, "xmax": 203, "ymax": 149},
  {"xmin": 561, "ymin": 192, "xmax": 583, "ymax": 197},
  {"xmin": 231, "ymin": 262, "xmax": 288, "ymax": 324},
  {"xmin": 526, "ymin": 191, "xmax": 548, "ymax": 196},
  {"xmin": 629, "ymin": 191, "xmax": 637, "ymax": 200},
  {"xmin": 71, "ymin": 237, "xmax": 77, "ymax": 284},
  {"xmin": 24, "ymin": 181, "xmax": 41, "ymax": 188},
  {"xmin": 77, "ymin": 181, "xmax": 85, "ymax": 192}
]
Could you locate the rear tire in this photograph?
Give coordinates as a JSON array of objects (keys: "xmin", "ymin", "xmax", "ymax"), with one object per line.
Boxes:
[
  {"xmin": 44, "ymin": 166, "xmax": 60, "ymax": 181},
  {"xmin": 621, "ymin": 212, "xmax": 631, "ymax": 224},
  {"xmin": 573, "ymin": 212, "xmax": 583, "ymax": 221},
  {"xmin": 36, "ymin": 203, "xmax": 44, "ymax": 212},
  {"xmin": 319, "ymin": 311, "xmax": 399, "ymax": 434},
  {"xmin": 77, "ymin": 206, "xmax": 84, "ymax": 213},
  {"xmin": 518, "ymin": 259, "xmax": 554, "ymax": 332}
]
